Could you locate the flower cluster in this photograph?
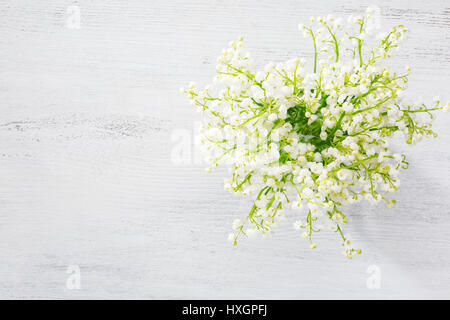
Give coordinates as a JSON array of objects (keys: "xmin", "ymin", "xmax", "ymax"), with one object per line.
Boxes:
[{"xmin": 182, "ymin": 8, "xmax": 448, "ymax": 258}]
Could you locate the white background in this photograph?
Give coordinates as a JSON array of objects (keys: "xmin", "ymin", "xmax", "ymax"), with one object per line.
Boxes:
[{"xmin": 0, "ymin": 0, "xmax": 449, "ymax": 299}]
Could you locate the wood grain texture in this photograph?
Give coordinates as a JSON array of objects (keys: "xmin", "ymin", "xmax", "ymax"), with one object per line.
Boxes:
[{"xmin": 0, "ymin": 0, "xmax": 449, "ymax": 299}]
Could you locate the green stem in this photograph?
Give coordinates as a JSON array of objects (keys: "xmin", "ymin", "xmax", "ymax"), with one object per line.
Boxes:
[{"xmin": 309, "ymin": 29, "xmax": 318, "ymax": 73}]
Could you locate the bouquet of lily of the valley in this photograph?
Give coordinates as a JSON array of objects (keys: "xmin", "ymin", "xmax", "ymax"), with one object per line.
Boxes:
[{"xmin": 182, "ymin": 8, "xmax": 448, "ymax": 258}]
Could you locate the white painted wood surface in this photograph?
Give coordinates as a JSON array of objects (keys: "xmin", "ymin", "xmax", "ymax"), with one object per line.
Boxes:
[{"xmin": 0, "ymin": 0, "xmax": 449, "ymax": 299}]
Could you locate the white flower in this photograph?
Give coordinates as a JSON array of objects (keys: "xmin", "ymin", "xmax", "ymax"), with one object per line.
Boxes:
[
  {"xmin": 293, "ymin": 220, "xmax": 303, "ymax": 230},
  {"xmin": 342, "ymin": 102, "xmax": 354, "ymax": 112},
  {"xmin": 184, "ymin": 8, "xmax": 447, "ymax": 258},
  {"xmin": 302, "ymin": 187, "xmax": 314, "ymax": 198},
  {"xmin": 337, "ymin": 169, "xmax": 351, "ymax": 182},
  {"xmin": 443, "ymin": 103, "xmax": 449, "ymax": 112},
  {"xmin": 232, "ymin": 219, "xmax": 242, "ymax": 230},
  {"xmin": 268, "ymin": 113, "xmax": 278, "ymax": 122},
  {"xmin": 264, "ymin": 62, "xmax": 274, "ymax": 73},
  {"xmin": 246, "ymin": 228, "xmax": 257, "ymax": 238}
]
